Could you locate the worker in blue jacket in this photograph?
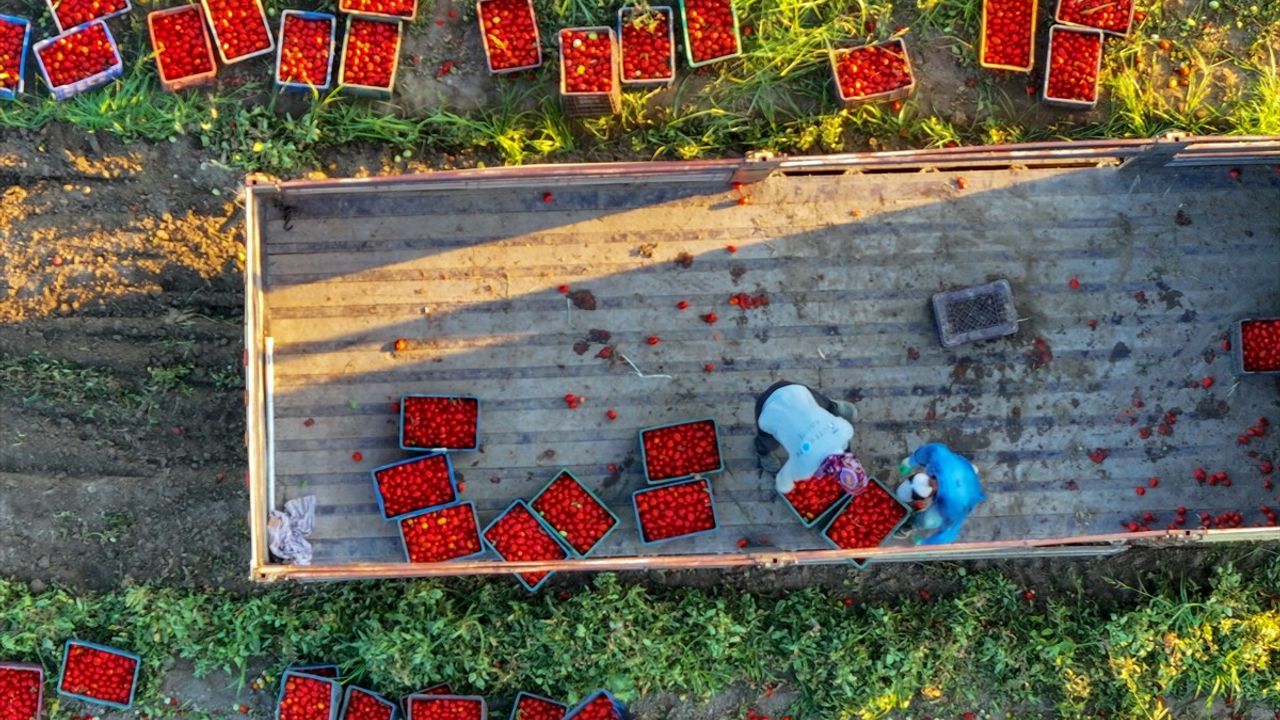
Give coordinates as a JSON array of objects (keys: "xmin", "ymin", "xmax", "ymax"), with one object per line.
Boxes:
[{"xmin": 897, "ymin": 443, "xmax": 985, "ymax": 545}]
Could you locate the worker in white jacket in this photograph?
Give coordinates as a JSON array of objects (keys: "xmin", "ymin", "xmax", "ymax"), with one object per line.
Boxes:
[{"xmin": 754, "ymin": 381, "xmax": 857, "ymax": 493}]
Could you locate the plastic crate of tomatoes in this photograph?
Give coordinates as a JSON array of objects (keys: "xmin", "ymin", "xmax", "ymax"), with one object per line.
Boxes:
[
  {"xmin": 405, "ymin": 693, "xmax": 487, "ymax": 720},
  {"xmin": 201, "ymin": 0, "xmax": 274, "ymax": 64},
  {"xmin": 1234, "ymin": 317, "xmax": 1280, "ymax": 376},
  {"xmin": 1055, "ymin": 0, "xmax": 1134, "ymax": 36},
  {"xmin": 147, "ymin": 4, "xmax": 218, "ymax": 92},
  {"xmin": 639, "ymin": 418, "xmax": 723, "ymax": 483},
  {"xmin": 47, "ymin": 0, "xmax": 129, "ymax": 33},
  {"xmin": 978, "ymin": 0, "xmax": 1037, "ymax": 72},
  {"xmin": 676, "ymin": 0, "xmax": 740, "ymax": 67},
  {"xmin": 829, "ymin": 38, "xmax": 915, "ymax": 107},
  {"xmin": 1041, "ymin": 24, "xmax": 1103, "ymax": 109},
  {"xmin": 56, "ymin": 640, "xmax": 141, "ymax": 710},
  {"xmin": 617, "ymin": 6, "xmax": 675, "ymax": 88},
  {"xmin": 529, "ymin": 469, "xmax": 620, "ymax": 558},
  {"xmin": 563, "ymin": 689, "xmax": 628, "ymax": 720},
  {"xmin": 288, "ymin": 663, "xmax": 340, "ymax": 679},
  {"xmin": 371, "ymin": 451, "xmax": 459, "ymax": 521},
  {"xmin": 482, "ymin": 499, "xmax": 572, "ymax": 592},
  {"xmin": 340, "ymin": 685, "xmax": 398, "ymax": 720},
  {"xmin": 399, "ymin": 395, "xmax": 479, "ymax": 452},
  {"xmin": 339, "ymin": 15, "xmax": 402, "ymax": 97},
  {"xmin": 33, "ymin": 20, "xmax": 123, "ymax": 100},
  {"xmin": 558, "ymin": 27, "xmax": 620, "ymax": 117},
  {"xmin": 400, "ymin": 683, "xmax": 452, "ymax": 713},
  {"xmin": 631, "ymin": 477, "xmax": 718, "ymax": 546},
  {"xmin": 820, "ymin": 477, "xmax": 910, "ymax": 569},
  {"xmin": 0, "ymin": 15, "xmax": 31, "ymax": 100},
  {"xmin": 399, "ymin": 501, "xmax": 486, "ymax": 564},
  {"xmin": 275, "ymin": 10, "xmax": 337, "ymax": 92},
  {"xmin": 509, "ymin": 691, "xmax": 567, "ymax": 720},
  {"xmin": 780, "ymin": 473, "xmax": 849, "ymax": 528},
  {"xmin": 340, "ymin": 0, "xmax": 417, "ymax": 23},
  {"xmin": 277, "ymin": 669, "xmax": 341, "ymax": 720},
  {"xmin": 0, "ymin": 661, "xmax": 44, "ymax": 720},
  {"xmin": 476, "ymin": 0, "xmax": 542, "ymax": 74}
]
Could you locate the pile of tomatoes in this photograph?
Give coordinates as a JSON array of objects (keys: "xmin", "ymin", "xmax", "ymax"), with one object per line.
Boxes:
[
  {"xmin": 341, "ymin": 17, "xmax": 399, "ymax": 88},
  {"xmin": 59, "ymin": 642, "xmax": 137, "ymax": 707},
  {"xmin": 823, "ymin": 482, "xmax": 905, "ymax": 551},
  {"xmin": 478, "ymin": 0, "xmax": 540, "ymax": 71},
  {"xmin": 402, "ymin": 396, "xmax": 479, "ymax": 450},
  {"xmin": 620, "ymin": 9, "xmax": 673, "ymax": 82},
  {"xmin": 980, "ymin": 0, "xmax": 1034, "ymax": 69},
  {"xmin": 278, "ymin": 13, "xmax": 334, "ymax": 87},
  {"xmin": 1240, "ymin": 319, "xmax": 1280, "ymax": 372},
  {"xmin": 561, "ymin": 29, "xmax": 614, "ymax": 93},
  {"xmin": 150, "ymin": 6, "xmax": 214, "ymax": 83},
  {"xmin": 641, "ymin": 420, "xmax": 721, "ymax": 481},
  {"xmin": 400, "ymin": 503, "xmax": 482, "ymax": 562},
  {"xmin": 634, "ymin": 478, "xmax": 716, "ymax": 542},
  {"xmin": 1044, "ymin": 27, "xmax": 1101, "ymax": 103},
  {"xmin": 204, "ymin": 0, "xmax": 272, "ymax": 61},
  {"xmin": 374, "ymin": 453, "xmax": 457, "ymax": 518},
  {"xmin": 483, "ymin": 502, "xmax": 569, "ymax": 588},
  {"xmin": 832, "ymin": 39, "xmax": 913, "ymax": 101},
  {"xmin": 37, "ymin": 22, "xmax": 120, "ymax": 89},
  {"xmin": 531, "ymin": 471, "xmax": 617, "ymax": 555}
]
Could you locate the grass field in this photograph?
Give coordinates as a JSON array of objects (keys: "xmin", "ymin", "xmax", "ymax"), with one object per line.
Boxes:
[{"xmin": 0, "ymin": 0, "xmax": 1276, "ymax": 173}]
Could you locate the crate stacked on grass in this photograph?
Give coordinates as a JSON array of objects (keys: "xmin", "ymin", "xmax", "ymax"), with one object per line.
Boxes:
[
  {"xmin": 482, "ymin": 500, "xmax": 572, "ymax": 591},
  {"xmin": 509, "ymin": 692, "xmax": 567, "ymax": 720},
  {"xmin": 678, "ymin": 0, "xmax": 740, "ymax": 67},
  {"xmin": 1234, "ymin": 318, "xmax": 1280, "ymax": 375},
  {"xmin": 477, "ymin": 0, "xmax": 542, "ymax": 74},
  {"xmin": 530, "ymin": 469, "xmax": 620, "ymax": 557},
  {"xmin": 563, "ymin": 689, "xmax": 627, "ymax": 720},
  {"xmin": 201, "ymin": 0, "xmax": 274, "ymax": 64},
  {"xmin": 1042, "ymin": 24, "xmax": 1103, "ymax": 109},
  {"xmin": 0, "ymin": 662, "xmax": 44, "ymax": 720},
  {"xmin": 275, "ymin": 10, "xmax": 337, "ymax": 91},
  {"xmin": 978, "ymin": 0, "xmax": 1036, "ymax": 72},
  {"xmin": 830, "ymin": 38, "xmax": 915, "ymax": 107},
  {"xmin": 821, "ymin": 477, "xmax": 910, "ymax": 569},
  {"xmin": 0, "ymin": 15, "xmax": 30, "ymax": 100},
  {"xmin": 617, "ymin": 6, "xmax": 675, "ymax": 87},
  {"xmin": 277, "ymin": 668, "xmax": 342, "ymax": 720},
  {"xmin": 559, "ymin": 27, "xmax": 620, "ymax": 117},
  {"xmin": 405, "ymin": 693, "xmax": 487, "ymax": 720},
  {"xmin": 341, "ymin": 686, "xmax": 398, "ymax": 720},
  {"xmin": 33, "ymin": 20, "xmax": 122, "ymax": 100},
  {"xmin": 338, "ymin": 15, "xmax": 402, "ymax": 96},
  {"xmin": 56, "ymin": 640, "xmax": 141, "ymax": 710},
  {"xmin": 147, "ymin": 4, "xmax": 217, "ymax": 92}
]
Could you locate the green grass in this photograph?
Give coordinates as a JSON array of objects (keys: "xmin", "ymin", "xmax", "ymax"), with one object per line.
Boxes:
[
  {"xmin": 1, "ymin": 0, "xmax": 1276, "ymax": 173},
  {"xmin": 5, "ymin": 559, "xmax": 1280, "ymax": 718},
  {"xmin": 0, "ymin": 351, "xmax": 196, "ymax": 423}
]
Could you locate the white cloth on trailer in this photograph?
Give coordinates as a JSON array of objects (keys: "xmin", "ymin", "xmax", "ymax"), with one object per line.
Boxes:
[{"xmin": 268, "ymin": 495, "xmax": 316, "ymax": 565}]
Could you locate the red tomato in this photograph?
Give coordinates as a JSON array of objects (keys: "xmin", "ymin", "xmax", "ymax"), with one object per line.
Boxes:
[
  {"xmin": 1045, "ymin": 28, "xmax": 1102, "ymax": 103},
  {"xmin": 833, "ymin": 39, "xmax": 913, "ymax": 101},
  {"xmin": 478, "ymin": 0, "xmax": 540, "ymax": 71},
  {"xmin": 151, "ymin": 6, "xmax": 214, "ymax": 82},
  {"xmin": 37, "ymin": 22, "xmax": 119, "ymax": 88},
  {"xmin": 59, "ymin": 643, "xmax": 137, "ymax": 706},
  {"xmin": 278, "ymin": 14, "xmax": 334, "ymax": 86}
]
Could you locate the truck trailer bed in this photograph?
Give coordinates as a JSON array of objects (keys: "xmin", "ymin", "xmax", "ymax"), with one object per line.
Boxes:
[{"xmin": 244, "ymin": 138, "xmax": 1280, "ymax": 580}]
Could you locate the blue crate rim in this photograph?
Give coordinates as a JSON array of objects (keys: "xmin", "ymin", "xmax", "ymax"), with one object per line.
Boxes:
[
  {"xmin": 631, "ymin": 476, "xmax": 719, "ymax": 547},
  {"xmin": 398, "ymin": 501, "xmax": 487, "ymax": 564},
  {"xmin": 341, "ymin": 685, "xmax": 399, "ymax": 720},
  {"xmin": 1233, "ymin": 317, "xmax": 1280, "ymax": 376},
  {"xmin": 778, "ymin": 476, "xmax": 851, "ymax": 529},
  {"xmin": 57, "ymin": 639, "xmax": 141, "ymax": 710},
  {"xmin": 399, "ymin": 684, "xmax": 452, "ymax": 712},
  {"xmin": 0, "ymin": 14, "xmax": 31, "ymax": 99},
  {"xmin": 47, "ymin": 0, "xmax": 131, "ymax": 33},
  {"xmin": 274, "ymin": 9, "xmax": 338, "ymax": 93},
  {"xmin": 616, "ymin": 5, "xmax": 676, "ymax": 87},
  {"xmin": 0, "ymin": 661, "xmax": 44, "ymax": 717},
  {"xmin": 404, "ymin": 693, "xmax": 488, "ymax": 720},
  {"xmin": 481, "ymin": 498, "xmax": 572, "ymax": 592},
  {"xmin": 675, "ymin": 0, "xmax": 741, "ymax": 68},
  {"xmin": 528, "ymin": 468, "xmax": 621, "ymax": 558},
  {"xmin": 398, "ymin": 393, "xmax": 481, "ymax": 452},
  {"xmin": 930, "ymin": 278, "xmax": 1018, "ymax": 348},
  {"xmin": 287, "ymin": 662, "xmax": 341, "ymax": 677},
  {"xmin": 509, "ymin": 691, "xmax": 568, "ymax": 720},
  {"xmin": 371, "ymin": 451, "xmax": 459, "ymax": 521},
  {"xmin": 564, "ymin": 689, "xmax": 627, "ymax": 720},
  {"xmin": 638, "ymin": 417, "xmax": 724, "ymax": 484},
  {"xmin": 818, "ymin": 476, "xmax": 912, "ymax": 569},
  {"xmin": 276, "ymin": 669, "xmax": 341, "ymax": 720},
  {"xmin": 33, "ymin": 20, "xmax": 123, "ymax": 101}
]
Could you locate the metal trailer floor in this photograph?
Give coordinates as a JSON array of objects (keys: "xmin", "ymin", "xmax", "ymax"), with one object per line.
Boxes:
[{"xmin": 254, "ymin": 160, "xmax": 1280, "ymax": 568}]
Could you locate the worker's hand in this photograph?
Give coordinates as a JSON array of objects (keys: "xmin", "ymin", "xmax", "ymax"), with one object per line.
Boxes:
[{"xmin": 898, "ymin": 457, "xmax": 913, "ymax": 477}]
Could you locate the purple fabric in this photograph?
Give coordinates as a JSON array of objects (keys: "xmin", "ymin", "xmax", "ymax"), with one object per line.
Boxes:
[{"xmin": 819, "ymin": 453, "xmax": 869, "ymax": 495}]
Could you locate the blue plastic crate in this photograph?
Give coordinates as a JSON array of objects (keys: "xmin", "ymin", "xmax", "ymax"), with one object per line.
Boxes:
[
  {"xmin": 404, "ymin": 693, "xmax": 488, "ymax": 720},
  {"xmin": 371, "ymin": 452, "xmax": 459, "ymax": 521},
  {"xmin": 341, "ymin": 685, "xmax": 399, "ymax": 720},
  {"xmin": 0, "ymin": 662, "xmax": 44, "ymax": 718},
  {"xmin": 33, "ymin": 21, "xmax": 123, "ymax": 101},
  {"xmin": 638, "ymin": 418, "xmax": 724, "ymax": 484},
  {"xmin": 57, "ymin": 639, "xmax": 141, "ymax": 710},
  {"xmin": 399, "ymin": 684, "xmax": 452, "ymax": 714},
  {"xmin": 46, "ymin": 0, "xmax": 131, "ymax": 32},
  {"xmin": 528, "ymin": 469, "xmax": 620, "ymax": 558},
  {"xmin": 398, "ymin": 501, "xmax": 487, "ymax": 564},
  {"xmin": 508, "ymin": 691, "xmax": 567, "ymax": 720},
  {"xmin": 819, "ymin": 476, "xmax": 911, "ymax": 569},
  {"xmin": 631, "ymin": 477, "xmax": 719, "ymax": 547},
  {"xmin": 287, "ymin": 662, "xmax": 340, "ymax": 679},
  {"xmin": 482, "ymin": 499, "xmax": 572, "ymax": 592},
  {"xmin": 399, "ymin": 394, "xmax": 480, "ymax": 452},
  {"xmin": 0, "ymin": 15, "xmax": 31, "ymax": 100},
  {"xmin": 778, "ymin": 475, "xmax": 849, "ymax": 529},
  {"xmin": 276, "ymin": 669, "xmax": 341, "ymax": 720},
  {"xmin": 274, "ymin": 10, "xmax": 337, "ymax": 93},
  {"xmin": 564, "ymin": 689, "xmax": 628, "ymax": 720}
]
